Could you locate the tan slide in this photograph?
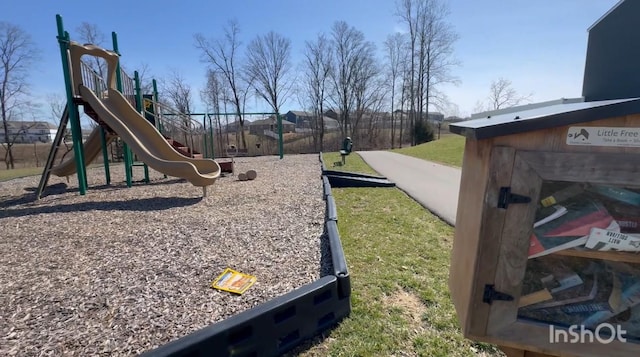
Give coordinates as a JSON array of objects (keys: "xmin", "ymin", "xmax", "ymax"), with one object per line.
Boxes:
[
  {"xmin": 71, "ymin": 85, "xmax": 220, "ymax": 187},
  {"xmin": 51, "ymin": 128, "xmax": 116, "ymax": 177}
]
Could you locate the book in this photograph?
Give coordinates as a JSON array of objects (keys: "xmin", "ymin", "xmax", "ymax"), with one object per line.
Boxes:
[
  {"xmin": 582, "ymin": 272, "xmax": 640, "ymax": 327},
  {"xmin": 519, "ymin": 288, "xmax": 553, "ymax": 308},
  {"xmin": 585, "ymin": 228, "xmax": 640, "ymax": 252},
  {"xmin": 540, "ymin": 183, "xmax": 586, "ymax": 208},
  {"xmin": 211, "ymin": 268, "xmax": 257, "ymax": 295},
  {"xmin": 528, "ymin": 197, "xmax": 615, "ymax": 259},
  {"xmin": 534, "ymin": 205, "xmax": 568, "ymax": 228},
  {"xmin": 587, "ymin": 185, "xmax": 640, "ymax": 207}
]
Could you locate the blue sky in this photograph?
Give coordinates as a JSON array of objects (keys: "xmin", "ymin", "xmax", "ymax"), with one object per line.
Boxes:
[{"xmin": 4, "ymin": 0, "xmax": 619, "ymax": 123}]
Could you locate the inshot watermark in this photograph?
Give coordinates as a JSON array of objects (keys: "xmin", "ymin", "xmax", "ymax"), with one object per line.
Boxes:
[{"xmin": 549, "ymin": 324, "xmax": 627, "ymax": 344}]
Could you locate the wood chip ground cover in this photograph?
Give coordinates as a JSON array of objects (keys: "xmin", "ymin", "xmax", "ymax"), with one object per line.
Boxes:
[{"xmin": 0, "ymin": 155, "xmax": 326, "ymax": 356}]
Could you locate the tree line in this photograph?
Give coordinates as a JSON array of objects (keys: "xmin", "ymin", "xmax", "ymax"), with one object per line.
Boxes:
[{"xmin": 1, "ymin": 0, "xmax": 533, "ymax": 169}]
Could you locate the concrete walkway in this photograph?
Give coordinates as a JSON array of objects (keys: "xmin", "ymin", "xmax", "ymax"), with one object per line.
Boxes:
[{"xmin": 357, "ymin": 151, "xmax": 461, "ymax": 226}]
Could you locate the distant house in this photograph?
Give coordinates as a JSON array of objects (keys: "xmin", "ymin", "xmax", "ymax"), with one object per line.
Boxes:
[
  {"xmin": 285, "ymin": 110, "xmax": 340, "ymax": 130},
  {"xmin": 249, "ymin": 117, "xmax": 296, "ymax": 135},
  {"xmin": 0, "ymin": 121, "xmax": 58, "ymax": 143},
  {"xmin": 220, "ymin": 119, "xmax": 248, "ymax": 133},
  {"xmin": 284, "ymin": 111, "xmax": 313, "ymax": 125},
  {"xmin": 426, "ymin": 112, "xmax": 445, "ymax": 123}
]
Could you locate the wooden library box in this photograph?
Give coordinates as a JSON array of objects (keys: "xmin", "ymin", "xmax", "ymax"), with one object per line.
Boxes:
[{"xmin": 448, "ymin": 98, "xmax": 640, "ymax": 357}]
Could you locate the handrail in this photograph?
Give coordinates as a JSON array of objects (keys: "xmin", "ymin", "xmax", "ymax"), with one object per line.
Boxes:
[
  {"xmin": 79, "ymin": 61, "xmax": 108, "ymax": 99},
  {"xmin": 144, "ymin": 99, "xmax": 204, "ymax": 154},
  {"xmin": 68, "ymin": 42, "xmax": 119, "ymax": 94}
]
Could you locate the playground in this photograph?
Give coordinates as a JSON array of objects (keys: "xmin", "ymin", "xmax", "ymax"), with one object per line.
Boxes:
[{"xmin": 0, "ymin": 155, "xmax": 328, "ymax": 355}]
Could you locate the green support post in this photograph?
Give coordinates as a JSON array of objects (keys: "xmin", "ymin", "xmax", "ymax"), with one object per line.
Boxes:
[
  {"xmin": 100, "ymin": 127, "xmax": 111, "ymax": 185},
  {"xmin": 112, "ymin": 32, "xmax": 133, "ymax": 187},
  {"xmin": 277, "ymin": 113, "xmax": 284, "ymax": 159},
  {"xmin": 202, "ymin": 115, "xmax": 208, "ymax": 158},
  {"xmin": 152, "ymin": 79, "xmax": 167, "ymax": 179},
  {"xmin": 56, "ymin": 15, "xmax": 87, "ymax": 194},
  {"xmin": 134, "ymin": 71, "xmax": 149, "ymax": 183},
  {"xmin": 209, "ymin": 114, "xmax": 215, "ymax": 158}
]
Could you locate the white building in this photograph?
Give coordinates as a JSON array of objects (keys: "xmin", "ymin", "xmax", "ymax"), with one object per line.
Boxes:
[{"xmin": 0, "ymin": 121, "xmax": 58, "ymax": 143}]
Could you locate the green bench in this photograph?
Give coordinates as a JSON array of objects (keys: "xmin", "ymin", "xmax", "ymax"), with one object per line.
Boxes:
[{"xmin": 339, "ymin": 137, "xmax": 353, "ymax": 165}]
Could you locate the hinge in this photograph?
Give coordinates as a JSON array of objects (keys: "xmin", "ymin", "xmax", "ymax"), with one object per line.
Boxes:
[
  {"xmin": 497, "ymin": 186, "xmax": 531, "ymax": 209},
  {"xmin": 483, "ymin": 284, "xmax": 514, "ymax": 305}
]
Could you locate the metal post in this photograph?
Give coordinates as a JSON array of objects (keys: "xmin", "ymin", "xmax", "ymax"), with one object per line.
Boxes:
[
  {"xmin": 112, "ymin": 32, "xmax": 133, "ymax": 187},
  {"xmin": 100, "ymin": 128, "xmax": 111, "ymax": 185},
  {"xmin": 56, "ymin": 15, "xmax": 87, "ymax": 194},
  {"xmin": 202, "ymin": 115, "xmax": 208, "ymax": 158},
  {"xmin": 152, "ymin": 79, "xmax": 167, "ymax": 179},
  {"xmin": 134, "ymin": 70, "xmax": 149, "ymax": 183},
  {"xmin": 209, "ymin": 114, "xmax": 215, "ymax": 158},
  {"xmin": 277, "ymin": 113, "xmax": 284, "ymax": 159}
]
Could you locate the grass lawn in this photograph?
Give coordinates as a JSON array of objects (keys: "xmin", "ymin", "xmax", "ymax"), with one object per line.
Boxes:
[
  {"xmin": 0, "ymin": 167, "xmax": 44, "ymax": 182},
  {"xmin": 392, "ymin": 135, "xmax": 466, "ymax": 167},
  {"xmin": 298, "ymin": 153, "xmax": 503, "ymax": 356}
]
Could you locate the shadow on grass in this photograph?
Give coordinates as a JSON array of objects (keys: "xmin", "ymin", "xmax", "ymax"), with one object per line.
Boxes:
[{"xmin": 0, "ymin": 195, "xmax": 202, "ymax": 218}]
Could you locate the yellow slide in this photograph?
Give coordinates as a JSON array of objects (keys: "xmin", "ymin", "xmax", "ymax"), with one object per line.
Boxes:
[
  {"xmin": 51, "ymin": 128, "xmax": 116, "ymax": 177},
  {"xmin": 56, "ymin": 85, "xmax": 220, "ymax": 187}
]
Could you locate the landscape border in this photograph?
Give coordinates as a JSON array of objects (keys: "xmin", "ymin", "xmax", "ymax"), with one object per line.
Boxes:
[{"xmin": 141, "ymin": 153, "xmax": 351, "ymax": 356}]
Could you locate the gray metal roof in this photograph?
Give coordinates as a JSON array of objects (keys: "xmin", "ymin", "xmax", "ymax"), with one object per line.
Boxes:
[
  {"xmin": 587, "ymin": 0, "xmax": 625, "ymax": 32},
  {"xmin": 450, "ymin": 97, "xmax": 640, "ymax": 140}
]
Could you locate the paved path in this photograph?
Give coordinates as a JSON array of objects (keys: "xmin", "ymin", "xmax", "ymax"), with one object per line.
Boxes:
[{"xmin": 358, "ymin": 151, "xmax": 461, "ymax": 226}]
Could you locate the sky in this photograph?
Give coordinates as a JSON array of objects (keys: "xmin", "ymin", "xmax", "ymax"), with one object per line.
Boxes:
[{"xmin": 3, "ymin": 0, "xmax": 620, "ymax": 123}]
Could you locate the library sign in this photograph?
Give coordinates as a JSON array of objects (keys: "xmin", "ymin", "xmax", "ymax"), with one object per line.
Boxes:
[{"xmin": 567, "ymin": 127, "xmax": 640, "ymax": 147}]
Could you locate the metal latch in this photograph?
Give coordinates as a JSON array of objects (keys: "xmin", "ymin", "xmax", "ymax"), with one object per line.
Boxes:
[
  {"xmin": 497, "ymin": 187, "xmax": 531, "ymax": 209},
  {"xmin": 483, "ymin": 284, "xmax": 514, "ymax": 304}
]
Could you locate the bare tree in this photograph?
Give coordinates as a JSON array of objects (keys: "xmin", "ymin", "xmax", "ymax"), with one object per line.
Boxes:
[
  {"xmin": 396, "ymin": 0, "xmax": 459, "ymax": 145},
  {"xmin": 383, "ymin": 32, "xmax": 405, "ymax": 148},
  {"xmin": 161, "ymin": 69, "xmax": 194, "ymax": 146},
  {"xmin": 75, "ymin": 22, "xmax": 107, "ymax": 79},
  {"xmin": 1, "ymin": 22, "xmax": 38, "ymax": 169},
  {"xmin": 328, "ymin": 21, "xmax": 377, "ymax": 138},
  {"xmin": 302, "ymin": 33, "xmax": 332, "ymax": 151},
  {"xmin": 195, "ymin": 20, "xmax": 251, "ymax": 149},
  {"xmin": 161, "ymin": 69, "xmax": 193, "ymax": 114},
  {"xmin": 135, "ymin": 62, "xmax": 155, "ymax": 94},
  {"xmin": 201, "ymin": 68, "xmax": 229, "ymax": 154},
  {"xmin": 487, "ymin": 77, "xmax": 532, "ymax": 110},
  {"xmin": 245, "ymin": 31, "xmax": 292, "ymax": 115},
  {"xmin": 46, "ymin": 93, "xmax": 73, "ymax": 163}
]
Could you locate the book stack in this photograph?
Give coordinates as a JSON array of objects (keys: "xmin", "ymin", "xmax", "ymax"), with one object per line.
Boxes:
[{"xmin": 528, "ymin": 183, "xmax": 640, "ymax": 259}]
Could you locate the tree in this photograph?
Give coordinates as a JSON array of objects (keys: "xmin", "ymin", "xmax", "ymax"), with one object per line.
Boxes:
[
  {"xmin": 487, "ymin": 77, "xmax": 532, "ymax": 110},
  {"xmin": 46, "ymin": 93, "xmax": 73, "ymax": 163},
  {"xmin": 75, "ymin": 22, "xmax": 107, "ymax": 79},
  {"xmin": 301, "ymin": 33, "xmax": 332, "ymax": 151},
  {"xmin": 195, "ymin": 20, "xmax": 251, "ymax": 149},
  {"xmin": 328, "ymin": 21, "xmax": 377, "ymax": 138},
  {"xmin": 245, "ymin": 31, "xmax": 293, "ymax": 115},
  {"xmin": 1, "ymin": 22, "xmax": 38, "ymax": 169},
  {"xmin": 396, "ymin": 0, "xmax": 459, "ymax": 145},
  {"xmin": 201, "ymin": 68, "xmax": 230, "ymax": 152},
  {"xmin": 383, "ymin": 32, "xmax": 405, "ymax": 148},
  {"xmin": 161, "ymin": 69, "xmax": 194, "ymax": 146}
]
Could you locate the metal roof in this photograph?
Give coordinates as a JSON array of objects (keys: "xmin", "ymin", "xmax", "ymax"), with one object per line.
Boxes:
[
  {"xmin": 587, "ymin": 0, "xmax": 625, "ymax": 32},
  {"xmin": 449, "ymin": 97, "xmax": 640, "ymax": 140}
]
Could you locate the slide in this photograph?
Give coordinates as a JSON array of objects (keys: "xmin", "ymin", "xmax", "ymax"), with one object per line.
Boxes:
[
  {"xmin": 51, "ymin": 128, "xmax": 116, "ymax": 177},
  {"xmin": 70, "ymin": 85, "xmax": 220, "ymax": 187}
]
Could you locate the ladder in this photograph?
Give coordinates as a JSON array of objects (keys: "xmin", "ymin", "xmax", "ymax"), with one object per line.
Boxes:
[{"xmin": 35, "ymin": 107, "xmax": 70, "ymax": 200}]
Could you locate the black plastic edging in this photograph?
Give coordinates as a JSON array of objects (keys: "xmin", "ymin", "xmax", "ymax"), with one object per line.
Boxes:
[
  {"xmin": 322, "ymin": 169, "xmax": 387, "ymax": 180},
  {"xmin": 325, "ymin": 174, "xmax": 396, "ymax": 188},
  {"xmin": 326, "ymin": 195, "xmax": 337, "ymax": 221},
  {"xmin": 318, "ymin": 152, "xmax": 327, "ymax": 171},
  {"xmin": 141, "ymin": 155, "xmax": 352, "ymax": 357},
  {"xmin": 140, "ymin": 276, "xmax": 349, "ymax": 357},
  {"xmin": 325, "ymin": 220, "xmax": 350, "ymax": 300},
  {"xmin": 322, "ymin": 175, "xmax": 331, "ymax": 200}
]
